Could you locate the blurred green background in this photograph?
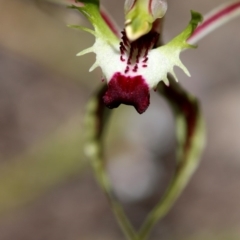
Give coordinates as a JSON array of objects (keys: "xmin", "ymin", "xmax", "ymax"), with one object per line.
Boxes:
[{"xmin": 0, "ymin": 0, "xmax": 240, "ymax": 239}]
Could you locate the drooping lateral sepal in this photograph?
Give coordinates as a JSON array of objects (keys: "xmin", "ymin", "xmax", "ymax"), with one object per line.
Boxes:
[{"xmin": 84, "ymin": 76, "xmax": 205, "ymax": 240}]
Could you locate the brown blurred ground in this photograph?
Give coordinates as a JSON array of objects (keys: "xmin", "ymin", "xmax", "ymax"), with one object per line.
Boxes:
[{"xmin": 0, "ymin": 0, "xmax": 240, "ymax": 240}]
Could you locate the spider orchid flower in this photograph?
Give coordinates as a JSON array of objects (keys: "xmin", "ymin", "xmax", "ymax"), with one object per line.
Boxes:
[{"xmin": 69, "ymin": 0, "xmax": 202, "ymax": 114}]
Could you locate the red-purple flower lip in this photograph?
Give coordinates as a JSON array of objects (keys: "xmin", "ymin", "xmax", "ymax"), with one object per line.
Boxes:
[{"xmin": 103, "ymin": 72, "xmax": 150, "ymax": 114}]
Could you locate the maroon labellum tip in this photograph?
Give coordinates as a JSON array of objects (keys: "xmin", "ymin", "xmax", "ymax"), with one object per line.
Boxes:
[{"xmin": 103, "ymin": 72, "xmax": 150, "ymax": 114}]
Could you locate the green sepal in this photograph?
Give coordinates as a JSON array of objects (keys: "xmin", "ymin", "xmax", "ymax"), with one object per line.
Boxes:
[
  {"xmin": 68, "ymin": 2, "xmax": 118, "ymax": 43},
  {"xmin": 153, "ymin": 11, "xmax": 203, "ymax": 83},
  {"xmin": 164, "ymin": 11, "xmax": 203, "ymax": 50}
]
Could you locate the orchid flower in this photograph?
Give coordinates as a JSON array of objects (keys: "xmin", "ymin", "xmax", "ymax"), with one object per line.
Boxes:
[
  {"xmin": 49, "ymin": 0, "xmax": 240, "ymax": 112},
  {"xmin": 68, "ymin": 1, "xmax": 240, "ymax": 239},
  {"xmin": 69, "ymin": 0, "xmax": 202, "ymax": 114},
  {"xmin": 38, "ymin": 0, "xmax": 240, "ymax": 239}
]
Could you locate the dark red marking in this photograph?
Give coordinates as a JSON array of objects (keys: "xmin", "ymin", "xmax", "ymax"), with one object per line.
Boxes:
[
  {"xmin": 119, "ymin": 30, "xmax": 159, "ymax": 73},
  {"xmin": 125, "ymin": 66, "xmax": 130, "ymax": 74},
  {"xmin": 103, "ymin": 72, "xmax": 150, "ymax": 114},
  {"xmin": 133, "ymin": 64, "xmax": 138, "ymax": 72},
  {"xmin": 143, "ymin": 57, "xmax": 148, "ymax": 63}
]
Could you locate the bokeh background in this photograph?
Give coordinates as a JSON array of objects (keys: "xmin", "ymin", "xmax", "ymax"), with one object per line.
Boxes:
[{"xmin": 0, "ymin": 0, "xmax": 240, "ymax": 239}]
